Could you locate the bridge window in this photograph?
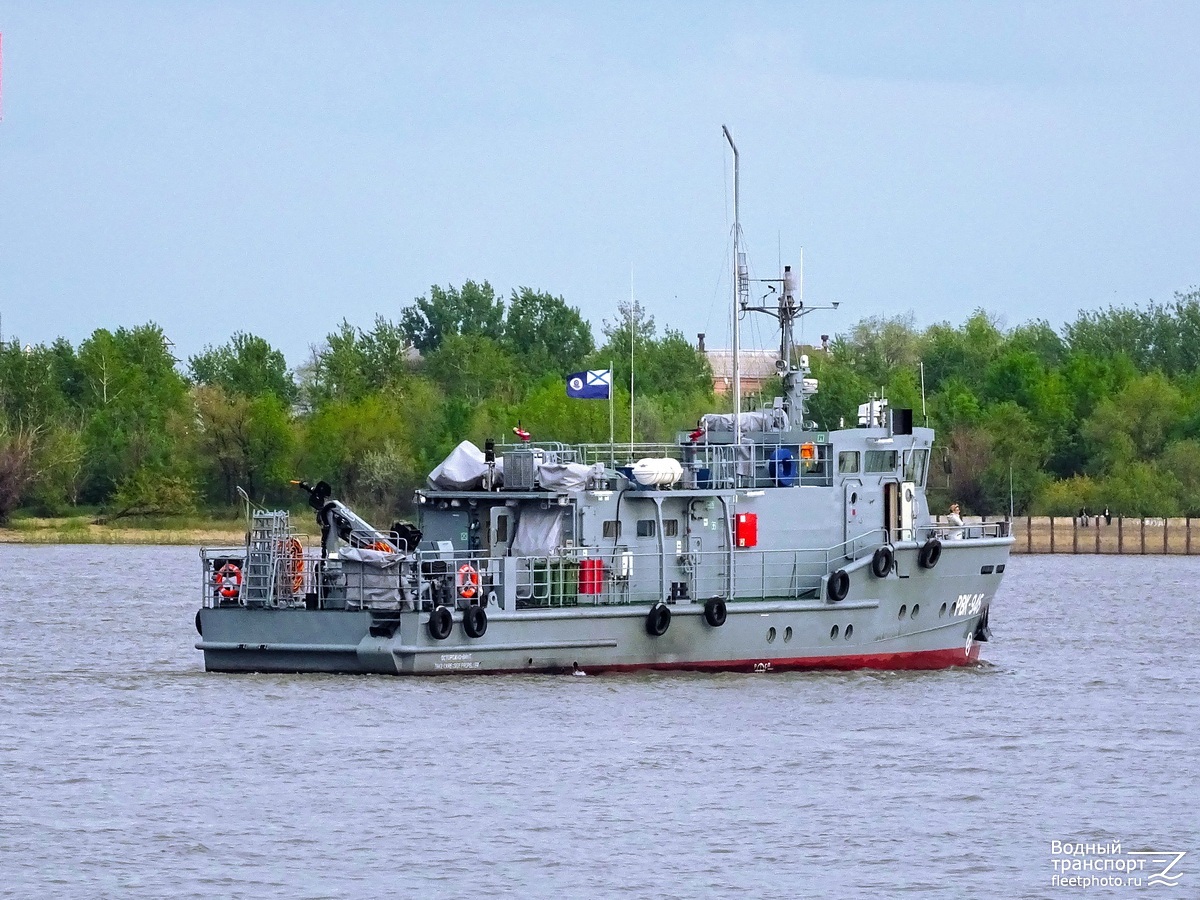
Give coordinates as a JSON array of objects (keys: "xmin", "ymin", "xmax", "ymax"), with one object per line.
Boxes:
[
  {"xmin": 603, "ymin": 520, "xmax": 621, "ymax": 538},
  {"xmin": 865, "ymin": 450, "xmax": 897, "ymax": 472},
  {"xmin": 904, "ymin": 449, "xmax": 929, "ymax": 484},
  {"xmin": 838, "ymin": 451, "xmax": 860, "ymax": 474},
  {"xmin": 636, "ymin": 519, "xmax": 657, "ymax": 538}
]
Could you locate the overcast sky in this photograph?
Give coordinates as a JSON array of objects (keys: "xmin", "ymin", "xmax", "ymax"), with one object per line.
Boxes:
[{"xmin": 1, "ymin": 2, "xmax": 1198, "ymax": 367}]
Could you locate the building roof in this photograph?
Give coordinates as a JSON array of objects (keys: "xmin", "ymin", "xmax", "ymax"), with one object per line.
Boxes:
[{"xmin": 704, "ymin": 349, "xmax": 780, "ymax": 381}]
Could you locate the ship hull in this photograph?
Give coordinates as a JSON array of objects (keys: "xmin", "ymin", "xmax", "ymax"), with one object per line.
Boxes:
[{"xmin": 196, "ymin": 541, "xmax": 1005, "ymax": 676}]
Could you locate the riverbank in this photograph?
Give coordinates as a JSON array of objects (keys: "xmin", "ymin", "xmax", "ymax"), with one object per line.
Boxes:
[
  {"xmin": 949, "ymin": 516, "xmax": 1200, "ymax": 554},
  {"xmin": 0, "ymin": 516, "xmax": 248, "ymax": 546}
]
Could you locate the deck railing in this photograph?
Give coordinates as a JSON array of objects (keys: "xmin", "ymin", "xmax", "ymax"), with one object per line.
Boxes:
[{"xmin": 201, "ymin": 519, "xmax": 1008, "ymax": 612}]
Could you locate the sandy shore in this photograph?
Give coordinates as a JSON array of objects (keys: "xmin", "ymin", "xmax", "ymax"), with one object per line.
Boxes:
[{"xmin": 0, "ymin": 518, "xmax": 247, "ymax": 546}]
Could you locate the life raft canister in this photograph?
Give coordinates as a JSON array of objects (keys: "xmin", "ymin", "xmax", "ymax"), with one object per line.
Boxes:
[
  {"xmin": 457, "ymin": 564, "xmax": 480, "ymax": 599},
  {"xmin": 214, "ymin": 562, "xmax": 242, "ymax": 599}
]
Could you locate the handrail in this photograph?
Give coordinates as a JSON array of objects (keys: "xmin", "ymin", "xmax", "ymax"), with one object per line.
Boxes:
[{"xmin": 200, "ymin": 518, "xmax": 1011, "ymax": 612}]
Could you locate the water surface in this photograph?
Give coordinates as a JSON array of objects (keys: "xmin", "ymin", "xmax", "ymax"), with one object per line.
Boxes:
[{"xmin": 0, "ymin": 547, "xmax": 1195, "ymax": 898}]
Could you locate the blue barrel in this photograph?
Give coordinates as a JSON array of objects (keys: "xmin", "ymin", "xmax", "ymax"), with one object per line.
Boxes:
[{"xmin": 767, "ymin": 448, "xmax": 798, "ymax": 487}]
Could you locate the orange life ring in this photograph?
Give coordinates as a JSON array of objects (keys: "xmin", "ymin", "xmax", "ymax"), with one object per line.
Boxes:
[
  {"xmin": 457, "ymin": 563, "xmax": 480, "ymax": 599},
  {"xmin": 214, "ymin": 562, "xmax": 242, "ymax": 599},
  {"xmin": 280, "ymin": 537, "xmax": 304, "ymax": 592}
]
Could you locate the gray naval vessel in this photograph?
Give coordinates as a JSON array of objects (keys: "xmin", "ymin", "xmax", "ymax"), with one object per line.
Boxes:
[{"xmin": 195, "ymin": 132, "xmax": 1012, "ymax": 676}]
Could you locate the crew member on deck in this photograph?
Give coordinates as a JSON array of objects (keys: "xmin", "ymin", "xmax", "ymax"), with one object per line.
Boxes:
[{"xmin": 947, "ymin": 502, "xmax": 964, "ymax": 540}]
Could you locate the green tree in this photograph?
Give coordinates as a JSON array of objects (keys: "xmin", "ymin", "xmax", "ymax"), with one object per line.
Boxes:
[
  {"xmin": 840, "ymin": 313, "xmax": 920, "ymax": 389},
  {"xmin": 189, "ymin": 332, "xmax": 297, "ymax": 404},
  {"xmin": 191, "ymin": 386, "xmax": 297, "ymax": 504},
  {"xmin": 804, "ymin": 351, "xmax": 869, "ymax": 430},
  {"xmin": 76, "ymin": 325, "xmax": 190, "ymax": 502},
  {"xmin": 920, "ymin": 311, "xmax": 1002, "ymax": 395},
  {"xmin": 511, "ymin": 378, "xmax": 614, "ymax": 445},
  {"xmin": 99, "ymin": 466, "xmax": 197, "ymax": 522},
  {"xmin": 1159, "ymin": 440, "xmax": 1200, "ymax": 515},
  {"xmin": 1083, "ymin": 373, "xmax": 1183, "ymax": 470},
  {"xmin": 1095, "ymin": 463, "xmax": 1181, "ymax": 517},
  {"xmin": 423, "ymin": 334, "xmax": 523, "ymax": 405},
  {"xmin": 1007, "ymin": 319, "xmax": 1066, "ymax": 368},
  {"xmin": 599, "ymin": 303, "xmax": 711, "ymax": 410},
  {"xmin": 360, "ymin": 316, "xmax": 415, "ymax": 386},
  {"xmin": 504, "ymin": 287, "xmax": 594, "ymax": 376},
  {"xmin": 0, "ymin": 425, "xmax": 41, "ymax": 523},
  {"xmin": 978, "ymin": 402, "xmax": 1051, "ymax": 513},
  {"xmin": 0, "ymin": 340, "xmax": 69, "ymax": 428},
  {"xmin": 302, "ymin": 320, "xmax": 371, "ymax": 405},
  {"xmin": 399, "ymin": 280, "xmax": 505, "ymax": 354}
]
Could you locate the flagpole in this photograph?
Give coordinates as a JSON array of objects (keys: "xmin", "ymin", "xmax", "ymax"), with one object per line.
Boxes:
[
  {"xmin": 608, "ymin": 358, "xmax": 614, "ymax": 465},
  {"xmin": 629, "ymin": 271, "xmax": 635, "ymax": 461}
]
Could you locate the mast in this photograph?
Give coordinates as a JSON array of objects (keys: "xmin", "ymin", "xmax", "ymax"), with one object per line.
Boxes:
[{"xmin": 722, "ymin": 125, "xmax": 742, "ymax": 446}]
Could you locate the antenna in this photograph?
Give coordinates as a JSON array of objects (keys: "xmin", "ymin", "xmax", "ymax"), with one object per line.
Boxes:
[
  {"xmin": 629, "ymin": 267, "xmax": 635, "ymax": 458},
  {"xmin": 722, "ymin": 125, "xmax": 742, "ymax": 447},
  {"xmin": 920, "ymin": 361, "xmax": 927, "ymax": 424}
]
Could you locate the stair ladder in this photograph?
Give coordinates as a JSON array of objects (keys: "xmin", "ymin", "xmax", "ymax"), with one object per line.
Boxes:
[{"xmin": 242, "ymin": 510, "xmax": 290, "ymax": 606}]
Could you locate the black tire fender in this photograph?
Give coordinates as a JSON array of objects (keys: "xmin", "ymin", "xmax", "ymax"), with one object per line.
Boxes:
[
  {"xmin": 918, "ymin": 538, "xmax": 942, "ymax": 569},
  {"xmin": 463, "ymin": 604, "xmax": 488, "ymax": 639},
  {"xmin": 871, "ymin": 545, "xmax": 894, "ymax": 578},
  {"xmin": 428, "ymin": 605, "xmax": 454, "ymax": 640},
  {"xmin": 827, "ymin": 569, "xmax": 850, "ymax": 603},
  {"xmin": 703, "ymin": 598, "xmax": 727, "ymax": 627},
  {"xmin": 645, "ymin": 603, "xmax": 671, "ymax": 637},
  {"xmin": 194, "ymin": 610, "xmax": 203, "ymax": 636}
]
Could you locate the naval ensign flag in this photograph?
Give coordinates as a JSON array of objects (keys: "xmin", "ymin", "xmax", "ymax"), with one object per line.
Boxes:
[{"xmin": 566, "ymin": 369, "xmax": 612, "ymax": 400}]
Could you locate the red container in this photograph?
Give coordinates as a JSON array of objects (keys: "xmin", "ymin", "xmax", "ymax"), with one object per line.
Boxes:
[
  {"xmin": 579, "ymin": 558, "xmax": 604, "ymax": 594},
  {"xmin": 736, "ymin": 512, "xmax": 758, "ymax": 548}
]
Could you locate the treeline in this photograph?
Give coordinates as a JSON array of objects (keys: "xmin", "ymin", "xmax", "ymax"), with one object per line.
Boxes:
[
  {"xmin": 808, "ymin": 288, "xmax": 1200, "ymax": 516},
  {"xmin": 2, "ymin": 283, "xmax": 1199, "ymax": 523},
  {"xmin": 0, "ymin": 282, "xmax": 711, "ymax": 523}
]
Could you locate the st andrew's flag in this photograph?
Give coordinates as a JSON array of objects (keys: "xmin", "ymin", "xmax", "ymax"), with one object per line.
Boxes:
[{"xmin": 566, "ymin": 369, "xmax": 612, "ymax": 400}]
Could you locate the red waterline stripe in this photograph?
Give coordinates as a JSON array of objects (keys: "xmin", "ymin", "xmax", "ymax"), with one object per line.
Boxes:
[{"xmin": 435, "ymin": 644, "xmax": 982, "ymax": 676}]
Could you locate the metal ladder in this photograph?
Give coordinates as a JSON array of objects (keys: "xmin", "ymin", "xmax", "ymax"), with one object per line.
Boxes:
[{"xmin": 242, "ymin": 510, "xmax": 290, "ymax": 605}]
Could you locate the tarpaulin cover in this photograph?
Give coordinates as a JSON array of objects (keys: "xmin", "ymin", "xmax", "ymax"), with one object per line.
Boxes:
[
  {"xmin": 537, "ymin": 462, "xmax": 603, "ymax": 492},
  {"xmin": 510, "ymin": 506, "xmax": 564, "ymax": 557},
  {"xmin": 427, "ymin": 440, "xmax": 503, "ymax": 490},
  {"xmin": 339, "ymin": 546, "xmax": 409, "ymax": 610},
  {"xmin": 700, "ymin": 409, "xmax": 789, "ymax": 433}
]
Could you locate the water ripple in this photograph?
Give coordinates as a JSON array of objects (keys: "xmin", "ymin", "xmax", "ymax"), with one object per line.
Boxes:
[{"xmin": 0, "ymin": 548, "xmax": 1196, "ymax": 898}]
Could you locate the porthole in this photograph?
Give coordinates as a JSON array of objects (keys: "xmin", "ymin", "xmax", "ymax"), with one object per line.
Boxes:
[
  {"xmin": 830, "ymin": 624, "xmax": 839, "ymax": 640},
  {"xmin": 996, "ymin": 564, "xmax": 1006, "ymax": 573},
  {"xmin": 784, "ymin": 626, "xmax": 793, "ymax": 642},
  {"xmin": 767, "ymin": 627, "xmax": 777, "ymax": 643},
  {"xmin": 939, "ymin": 602, "xmax": 947, "ymax": 618},
  {"xmin": 911, "ymin": 604, "xmax": 919, "ymax": 619},
  {"xmin": 898, "ymin": 604, "xmax": 907, "ymax": 619},
  {"xmin": 844, "ymin": 624, "xmax": 854, "ymax": 640},
  {"xmin": 980, "ymin": 564, "xmax": 994, "ymax": 575}
]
